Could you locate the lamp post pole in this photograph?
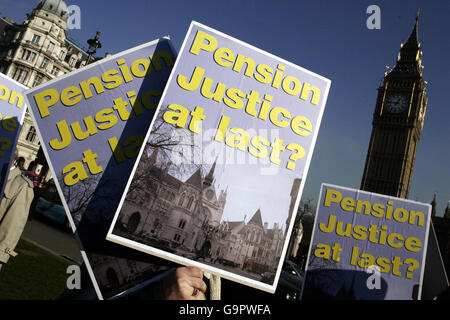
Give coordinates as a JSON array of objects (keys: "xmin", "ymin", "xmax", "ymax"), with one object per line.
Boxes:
[{"xmin": 86, "ymin": 31, "xmax": 102, "ymax": 65}]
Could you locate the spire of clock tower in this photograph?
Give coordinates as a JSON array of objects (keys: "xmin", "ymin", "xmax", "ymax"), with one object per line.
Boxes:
[
  {"xmin": 404, "ymin": 9, "xmax": 420, "ymax": 48},
  {"xmin": 389, "ymin": 10, "xmax": 423, "ymax": 77}
]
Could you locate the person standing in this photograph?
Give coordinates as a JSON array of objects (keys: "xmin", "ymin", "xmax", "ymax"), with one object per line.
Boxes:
[{"xmin": 0, "ymin": 151, "xmax": 34, "ymax": 271}]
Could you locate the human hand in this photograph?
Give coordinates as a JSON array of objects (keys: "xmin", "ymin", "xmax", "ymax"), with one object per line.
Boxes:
[{"xmin": 162, "ymin": 266, "xmax": 207, "ymax": 300}]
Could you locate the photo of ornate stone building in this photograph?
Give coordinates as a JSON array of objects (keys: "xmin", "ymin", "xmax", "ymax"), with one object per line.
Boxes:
[
  {"xmin": 112, "ymin": 144, "xmax": 295, "ymax": 283},
  {"xmin": 115, "ymin": 146, "xmax": 227, "ymax": 254},
  {"xmin": 218, "ymin": 210, "xmax": 285, "ymax": 276}
]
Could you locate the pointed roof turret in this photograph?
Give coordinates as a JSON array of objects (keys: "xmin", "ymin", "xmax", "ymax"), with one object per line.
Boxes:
[
  {"xmin": 444, "ymin": 201, "xmax": 450, "ymax": 220},
  {"xmin": 186, "ymin": 167, "xmax": 203, "ymax": 189},
  {"xmin": 388, "ymin": 11, "xmax": 424, "ymax": 78},
  {"xmin": 403, "ymin": 9, "xmax": 420, "ymax": 49},
  {"xmin": 203, "ymin": 156, "xmax": 218, "ymax": 187},
  {"xmin": 248, "ymin": 209, "xmax": 263, "ymax": 227},
  {"xmin": 431, "ymin": 193, "xmax": 437, "ymax": 217}
]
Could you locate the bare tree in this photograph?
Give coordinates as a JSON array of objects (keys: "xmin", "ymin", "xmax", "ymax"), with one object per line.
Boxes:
[
  {"xmin": 127, "ymin": 116, "xmax": 206, "ymax": 195},
  {"xmin": 61, "ymin": 173, "xmax": 124, "ymax": 225}
]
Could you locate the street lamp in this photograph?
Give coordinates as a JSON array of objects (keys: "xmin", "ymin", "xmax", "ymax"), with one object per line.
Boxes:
[{"xmin": 86, "ymin": 31, "xmax": 102, "ymax": 65}]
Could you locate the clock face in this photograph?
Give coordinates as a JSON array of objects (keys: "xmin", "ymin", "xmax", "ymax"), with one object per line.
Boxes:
[{"xmin": 385, "ymin": 93, "xmax": 409, "ymax": 114}]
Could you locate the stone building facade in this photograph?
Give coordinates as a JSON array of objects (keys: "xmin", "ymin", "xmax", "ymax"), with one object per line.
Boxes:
[
  {"xmin": 116, "ymin": 146, "xmax": 288, "ymax": 275},
  {"xmin": 117, "ymin": 147, "xmax": 227, "ymax": 259},
  {"xmin": 0, "ymin": 0, "xmax": 90, "ymax": 178},
  {"xmin": 219, "ymin": 210, "xmax": 285, "ymax": 273}
]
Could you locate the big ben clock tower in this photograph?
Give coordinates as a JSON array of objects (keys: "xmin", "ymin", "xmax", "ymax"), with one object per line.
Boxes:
[{"xmin": 361, "ymin": 12, "xmax": 428, "ymax": 198}]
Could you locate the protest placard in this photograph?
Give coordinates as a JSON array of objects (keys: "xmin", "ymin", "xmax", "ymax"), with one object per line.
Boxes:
[
  {"xmin": 301, "ymin": 183, "xmax": 431, "ymax": 300},
  {"xmin": 0, "ymin": 73, "xmax": 27, "ymax": 199},
  {"xmin": 107, "ymin": 21, "xmax": 331, "ymax": 293},
  {"xmin": 421, "ymin": 221, "xmax": 449, "ymax": 299},
  {"xmin": 23, "ymin": 37, "xmax": 177, "ymax": 299}
]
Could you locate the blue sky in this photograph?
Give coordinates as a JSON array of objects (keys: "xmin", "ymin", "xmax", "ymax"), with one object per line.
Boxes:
[{"xmin": 4, "ymin": 0, "xmax": 450, "ymax": 216}]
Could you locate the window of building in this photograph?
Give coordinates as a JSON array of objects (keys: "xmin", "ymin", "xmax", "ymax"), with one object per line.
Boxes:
[
  {"xmin": 51, "ymin": 66, "xmax": 59, "ymax": 76},
  {"xmin": 32, "ymin": 75, "xmax": 42, "ymax": 87},
  {"xmin": 31, "ymin": 34, "xmax": 41, "ymax": 44},
  {"xmin": 173, "ymin": 234, "xmax": 181, "ymax": 242},
  {"xmin": 58, "ymin": 50, "xmax": 65, "ymax": 60},
  {"xmin": 47, "ymin": 41, "xmax": 55, "ymax": 52},
  {"xmin": 178, "ymin": 219, "xmax": 186, "ymax": 229},
  {"xmin": 69, "ymin": 56, "xmax": 76, "ymax": 66},
  {"xmin": 21, "ymin": 50, "xmax": 36, "ymax": 63},
  {"xmin": 186, "ymin": 196, "xmax": 194, "ymax": 210},
  {"xmin": 29, "ymin": 52, "xmax": 36, "ymax": 62},
  {"xmin": 40, "ymin": 57, "xmax": 49, "ymax": 69},
  {"xmin": 18, "ymin": 70, "xmax": 28, "ymax": 84},
  {"xmin": 26, "ymin": 126, "xmax": 36, "ymax": 142},
  {"xmin": 14, "ymin": 68, "xmax": 28, "ymax": 84}
]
